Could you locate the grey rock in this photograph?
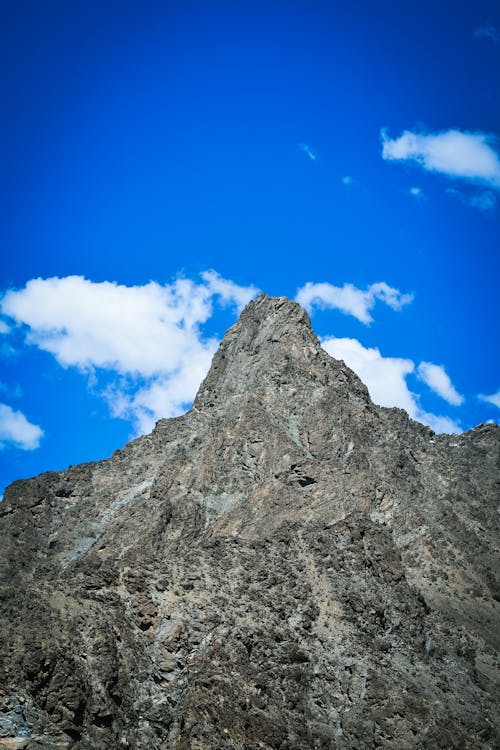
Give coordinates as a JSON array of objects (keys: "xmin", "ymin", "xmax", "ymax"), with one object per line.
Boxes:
[{"xmin": 0, "ymin": 294, "xmax": 499, "ymax": 749}]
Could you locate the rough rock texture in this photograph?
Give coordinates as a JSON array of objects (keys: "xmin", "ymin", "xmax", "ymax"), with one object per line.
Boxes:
[{"xmin": 0, "ymin": 294, "xmax": 499, "ymax": 750}]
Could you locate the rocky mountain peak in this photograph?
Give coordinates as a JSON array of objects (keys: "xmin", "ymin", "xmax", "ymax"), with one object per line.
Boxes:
[
  {"xmin": 194, "ymin": 292, "xmax": 370, "ymax": 417},
  {"xmin": 0, "ymin": 296, "xmax": 499, "ymax": 750}
]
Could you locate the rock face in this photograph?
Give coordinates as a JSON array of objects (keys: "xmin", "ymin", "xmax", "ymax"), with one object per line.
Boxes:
[{"xmin": 0, "ymin": 294, "xmax": 499, "ymax": 750}]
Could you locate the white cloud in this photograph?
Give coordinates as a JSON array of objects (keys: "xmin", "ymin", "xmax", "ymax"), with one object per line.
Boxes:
[
  {"xmin": 1, "ymin": 273, "xmax": 256, "ymax": 376},
  {"xmin": 0, "ymin": 402, "xmax": 43, "ymax": 450},
  {"xmin": 382, "ymin": 129, "xmax": 500, "ymax": 189},
  {"xmin": 1, "ymin": 272, "xmax": 258, "ymax": 434},
  {"xmin": 105, "ymin": 344, "xmax": 218, "ymax": 434},
  {"xmin": 342, "ymin": 175, "xmax": 354, "ymax": 186},
  {"xmin": 417, "ymin": 362, "xmax": 464, "ymax": 406},
  {"xmin": 201, "ymin": 270, "xmax": 259, "ymax": 312},
  {"xmin": 2, "ymin": 276, "xmax": 207, "ymax": 375},
  {"xmin": 474, "ymin": 25, "xmax": 499, "ymax": 43},
  {"xmin": 322, "ymin": 337, "xmax": 416, "ymax": 412},
  {"xmin": 409, "ymin": 186, "xmax": 424, "ymax": 198},
  {"xmin": 296, "ymin": 281, "xmax": 413, "ymax": 324},
  {"xmin": 0, "ymin": 320, "xmax": 10, "ymax": 334},
  {"xmin": 299, "ymin": 143, "xmax": 319, "ymax": 161},
  {"xmin": 478, "ymin": 390, "xmax": 500, "ymax": 409},
  {"xmin": 321, "ymin": 336, "xmax": 461, "ymax": 434},
  {"xmin": 417, "ymin": 412, "xmax": 462, "ymax": 435}
]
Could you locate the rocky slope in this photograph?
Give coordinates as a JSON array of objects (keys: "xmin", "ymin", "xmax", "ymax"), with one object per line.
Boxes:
[{"xmin": 0, "ymin": 294, "xmax": 499, "ymax": 750}]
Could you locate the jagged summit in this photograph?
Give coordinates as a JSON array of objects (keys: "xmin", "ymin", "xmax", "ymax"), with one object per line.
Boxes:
[
  {"xmin": 194, "ymin": 293, "xmax": 320, "ymax": 406},
  {"xmin": 212, "ymin": 293, "xmax": 318, "ymax": 358},
  {"xmin": 194, "ymin": 292, "xmax": 370, "ymax": 415},
  {"xmin": 0, "ymin": 294, "xmax": 499, "ymax": 749}
]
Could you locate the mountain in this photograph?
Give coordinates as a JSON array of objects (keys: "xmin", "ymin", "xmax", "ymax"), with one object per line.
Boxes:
[{"xmin": 0, "ymin": 294, "xmax": 499, "ymax": 750}]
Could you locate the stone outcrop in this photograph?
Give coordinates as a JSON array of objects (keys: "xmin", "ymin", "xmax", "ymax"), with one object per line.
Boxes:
[{"xmin": 0, "ymin": 294, "xmax": 499, "ymax": 749}]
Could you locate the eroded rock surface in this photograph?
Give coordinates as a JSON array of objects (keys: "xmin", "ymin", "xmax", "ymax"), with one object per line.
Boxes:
[{"xmin": 1, "ymin": 294, "xmax": 499, "ymax": 749}]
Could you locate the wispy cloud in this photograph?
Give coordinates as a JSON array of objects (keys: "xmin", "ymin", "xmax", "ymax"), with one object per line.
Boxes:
[
  {"xmin": 409, "ymin": 186, "xmax": 424, "ymax": 199},
  {"xmin": 446, "ymin": 188, "xmax": 497, "ymax": 211},
  {"xmin": 104, "ymin": 345, "xmax": 218, "ymax": 435},
  {"xmin": 0, "ymin": 272, "xmax": 259, "ymax": 434},
  {"xmin": 295, "ymin": 281, "xmax": 413, "ymax": 324},
  {"xmin": 299, "ymin": 143, "xmax": 319, "ymax": 161},
  {"xmin": 381, "ymin": 128, "xmax": 500, "ymax": 189},
  {"xmin": 474, "ymin": 25, "xmax": 499, "ymax": 43},
  {"xmin": 478, "ymin": 390, "xmax": 500, "ymax": 409},
  {"xmin": 0, "ymin": 403, "xmax": 43, "ymax": 450},
  {"xmin": 321, "ymin": 337, "xmax": 461, "ymax": 434},
  {"xmin": 0, "ymin": 382, "xmax": 22, "ymax": 399},
  {"xmin": 341, "ymin": 175, "xmax": 354, "ymax": 186},
  {"xmin": 417, "ymin": 362, "xmax": 464, "ymax": 406},
  {"xmin": 201, "ymin": 270, "xmax": 259, "ymax": 312}
]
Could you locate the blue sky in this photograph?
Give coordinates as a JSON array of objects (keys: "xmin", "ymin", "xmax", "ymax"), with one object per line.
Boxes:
[{"xmin": 1, "ymin": 0, "xmax": 499, "ymax": 493}]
